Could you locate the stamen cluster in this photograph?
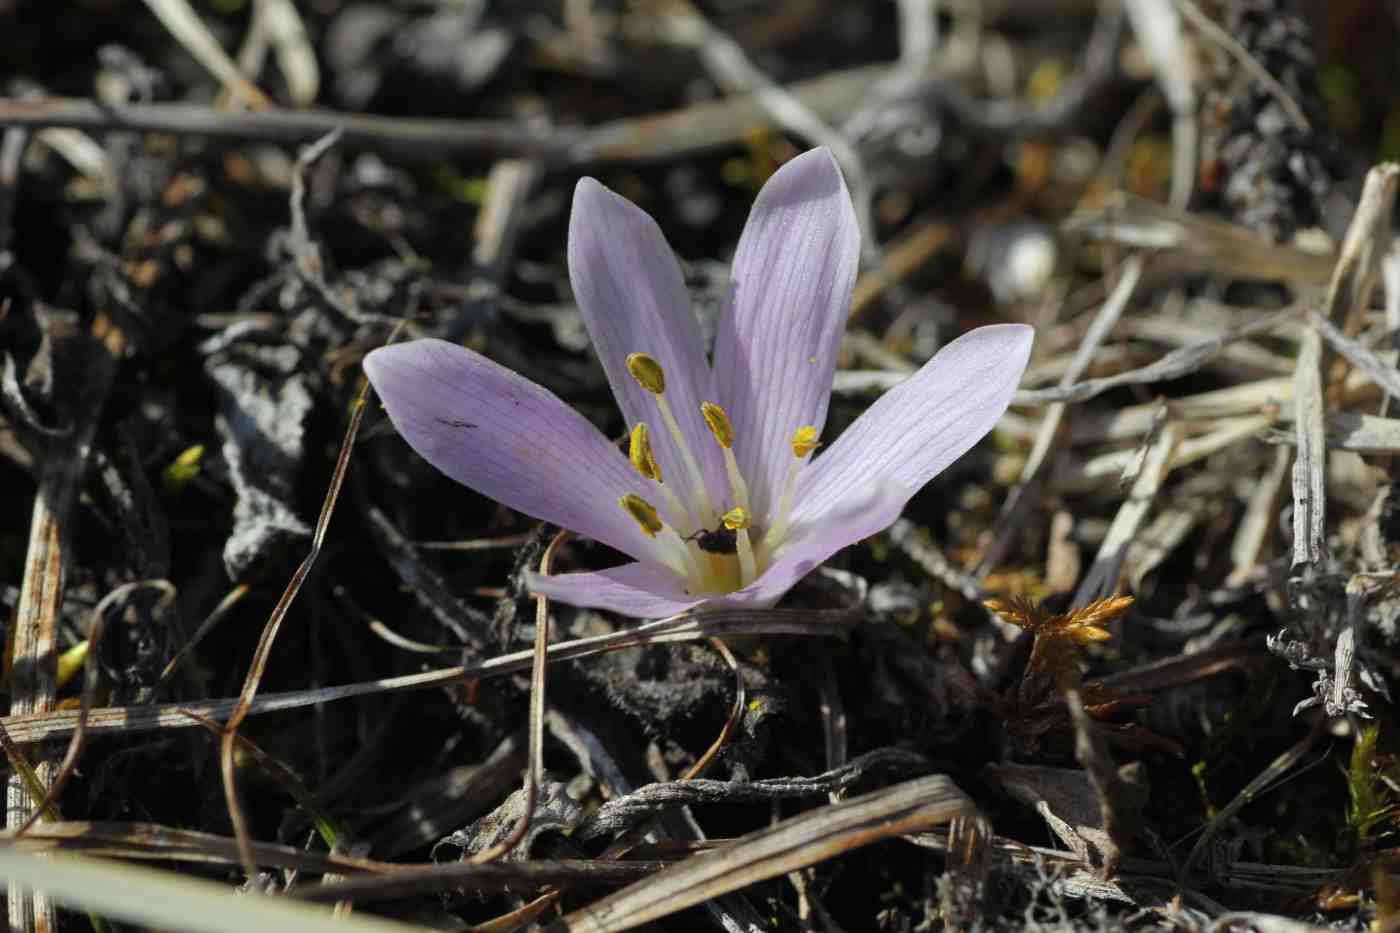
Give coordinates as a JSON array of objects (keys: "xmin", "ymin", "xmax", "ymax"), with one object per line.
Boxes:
[{"xmin": 620, "ymin": 352, "xmax": 813, "ymax": 594}]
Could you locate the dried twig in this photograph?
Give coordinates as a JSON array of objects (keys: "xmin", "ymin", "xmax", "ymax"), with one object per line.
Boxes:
[
  {"xmin": 0, "ymin": 62, "xmax": 894, "ymax": 165},
  {"xmin": 16, "ymin": 581, "xmax": 175, "ymax": 836},
  {"xmin": 218, "ymin": 340, "xmax": 374, "ymax": 878},
  {"xmin": 13, "ymin": 820, "xmax": 381, "ymax": 873},
  {"xmin": 469, "ymin": 529, "xmax": 569, "ymax": 865},
  {"xmin": 551, "ymin": 775, "xmax": 978, "ymax": 933},
  {"xmin": 1055, "ymin": 410, "xmax": 1274, "ymax": 491},
  {"xmin": 1290, "ymin": 326, "xmax": 1325, "ymax": 569},
  {"xmin": 869, "ymin": 0, "xmax": 1124, "ymax": 139},
  {"xmin": 1311, "ymin": 312, "xmax": 1400, "ymax": 400},
  {"xmin": 1227, "ymin": 445, "xmax": 1292, "ymax": 586},
  {"xmin": 1015, "ymin": 305, "xmax": 1305, "ymax": 406},
  {"xmin": 154, "ymin": 583, "xmax": 250, "ymax": 689},
  {"xmin": 1320, "ymin": 164, "xmax": 1398, "ymax": 339},
  {"xmin": 295, "ymin": 860, "xmax": 664, "ymax": 904},
  {"xmin": 0, "ymin": 847, "xmax": 420, "ymax": 933},
  {"xmin": 1075, "ymin": 423, "xmax": 1179, "ymax": 604},
  {"xmin": 0, "ymin": 609, "xmax": 861, "ymax": 745},
  {"xmin": 1065, "ymin": 193, "xmax": 1336, "ymax": 284},
  {"xmin": 235, "ymin": 0, "xmax": 318, "ymax": 107},
  {"xmin": 141, "ymin": 0, "xmax": 271, "ymax": 108},
  {"xmin": 658, "ymin": 0, "xmax": 879, "ymax": 261},
  {"xmin": 1273, "ymin": 412, "xmax": 1400, "ymax": 453},
  {"xmin": 1121, "ymin": 0, "xmax": 1196, "ymax": 207},
  {"xmin": 975, "ymin": 255, "xmax": 1143, "ymax": 577},
  {"xmin": 7, "ymin": 311, "xmax": 125, "ymax": 933},
  {"xmin": 577, "ymin": 748, "xmax": 931, "ymax": 844},
  {"xmin": 685, "ymin": 637, "xmax": 746, "ymax": 781},
  {"xmin": 887, "ymin": 518, "xmax": 988, "ymax": 602},
  {"xmin": 1177, "ymin": 719, "xmax": 1326, "ymax": 892}
]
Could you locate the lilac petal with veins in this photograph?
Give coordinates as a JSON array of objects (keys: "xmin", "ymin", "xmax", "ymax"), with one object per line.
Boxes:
[
  {"xmin": 365, "ymin": 338, "xmax": 662, "ymax": 564},
  {"xmin": 568, "ymin": 179, "xmax": 726, "ymax": 512},
  {"xmin": 793, "ymin": 324, "xmax": 1033, "ymax": 530},
  {"xmin": 525, "ymin": 561, "xmax": 704, "ymax": 619},
  {"xmin": 712, "ymin": 148, "xmax": 861, "ymax": 525}
]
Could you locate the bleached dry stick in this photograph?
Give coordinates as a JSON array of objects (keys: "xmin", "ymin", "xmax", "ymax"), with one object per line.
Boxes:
[
  {"xmin": 975, "ymin": 255, "xmax": 1143, "ymax": 577},
  {"xmin": 1227, "ymin": 444, "xmax": 1291, "ymax": 587},
  {"xmin": 1291, "ymin": 327, "xmax": 1325, "ymax": 568},
  {"xmin": 1074, "ymin": 422, "xmax": 1179, "ymax": 605}
]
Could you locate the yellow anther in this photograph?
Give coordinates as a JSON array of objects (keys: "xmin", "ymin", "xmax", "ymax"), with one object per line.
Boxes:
[
  {"xmin": 700, "ymin": 402, "xmax": 734, "ymax": 449},
  {"xmin": 765, "ymin": 426, "xmax": 820, "ymax": 555},
  {"xmin": 725, "ymin": 506, "xmax": 759, "ymax": 586},
  {"xmin": 721, "ymin": 506, "xmax": 751, "ymax": 531},
  {"xmin": 625, "ymin": 352, "xmax": 666, "ymax": 394},
  {"xmin": 791, "ymin": 426, "xmax": 820, "ymax": 459},
  {"xmin": 629, "ymin": 423, "xmax": 662, "ymax": 482},
  {"xmin": 619, "ymin": 494, "xmax": 664, "ymax": 538},
  {"xmin": 629, "ymin": 350, "xmax": 715, "ymax": 525}
]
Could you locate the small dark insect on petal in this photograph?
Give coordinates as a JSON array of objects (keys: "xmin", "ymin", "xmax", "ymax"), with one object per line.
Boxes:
[{"xmin": 694, "ymin": 527, "xmax": 738, "ymax": 554}]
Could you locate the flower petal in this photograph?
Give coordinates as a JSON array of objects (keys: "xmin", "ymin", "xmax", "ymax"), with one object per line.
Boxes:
[
  {"xmin": 794, "ymin": 324, "xmax": 1033, "ymax": 526},
  {"xmin": 364, "ymin": 338, "xmax": 661, "ymax": 562},
  {"xmin": 724, "ymin": 482, "xmax": 909, "ymax": 607},
  {"xmin": 525, "ymin": 561, "xmax": 705, "ymax": 618},
  {"xmin": 532, "ymin": 482, "xmax": 907, "ymax": 617},
  {"xmin": 712, "ymin": 148, "xmax": 861, "ymax": 524},
  {"xmin": 568, "ymin": 179, "xmax": 726, "ymax": 520}
]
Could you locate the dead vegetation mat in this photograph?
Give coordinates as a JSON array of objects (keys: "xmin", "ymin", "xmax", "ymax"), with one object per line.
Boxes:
[{"xmin": 2, "ymin": 1, "xmax": 1400, "ymax": 931}]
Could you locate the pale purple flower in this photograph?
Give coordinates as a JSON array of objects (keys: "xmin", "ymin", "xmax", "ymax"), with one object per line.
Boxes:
[{"xmin": 364, "ymin": 148, "xmax": 1032, "ymax": 618}]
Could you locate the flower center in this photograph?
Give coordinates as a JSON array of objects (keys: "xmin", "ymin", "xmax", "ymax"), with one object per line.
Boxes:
[{"xmin": 618, "ymin": 352, "xmax": 817, "ymax": 596}]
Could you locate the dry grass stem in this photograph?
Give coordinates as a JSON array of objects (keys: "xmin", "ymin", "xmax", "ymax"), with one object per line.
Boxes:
[
  {"xmin": 1291, "ymin": 327, "xmax": 1326, "ymax": 568},
  {"xmin": 220, "ymin": 346, "xmax": 374, "ymax": 878},
  {"xmin": 469, "ymin": 528, "xmax": 569, "ymax": 865},
  {"xmin": 0, "ymin": 609, "xmax": 858, "ymax": 745},
  {"xmin": 3, "ymin": 7, "xmax": 1394, "ymax": 927},
  {"xmin": 551, "ymin": 775, "xmax": 978, "ymax": 933},
  {"xmin": 977, "ymin": 255, "xmax": 1144, "ymax": 577}
]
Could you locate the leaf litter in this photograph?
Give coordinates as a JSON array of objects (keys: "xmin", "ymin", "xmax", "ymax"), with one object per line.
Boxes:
[{"xmin": 2, "ymin": 2, "xmax": 1400, "ymax": 931}]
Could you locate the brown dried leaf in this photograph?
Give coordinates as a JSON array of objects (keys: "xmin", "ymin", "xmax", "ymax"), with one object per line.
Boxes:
[
  {"xmin": 985, "ymin": 763, "xmax": 1118, "ymax": 872},
  {"xmin": 986, "ymin": 595, "xmax": 1173, "ymax": 756},
  {"xmin": 984, "ymin": 595, "xmax": 1133, "ymax": 642},
  {"xmin": 1054, "ymin": 596, "xmax": 1136, "ymax": 642},
  {"xmin": 988, "ymin": 595, "xmax": 1135, "ymax": 715},
  {"xmin": 982, "ymin": 595, "xmax": 1042, "ymax": 631}
]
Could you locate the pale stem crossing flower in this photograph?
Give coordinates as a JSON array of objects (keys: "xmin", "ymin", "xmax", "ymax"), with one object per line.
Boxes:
[{"xmin": 364, "ymin": 148, "xmax": 1033, "ymax": 618}]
